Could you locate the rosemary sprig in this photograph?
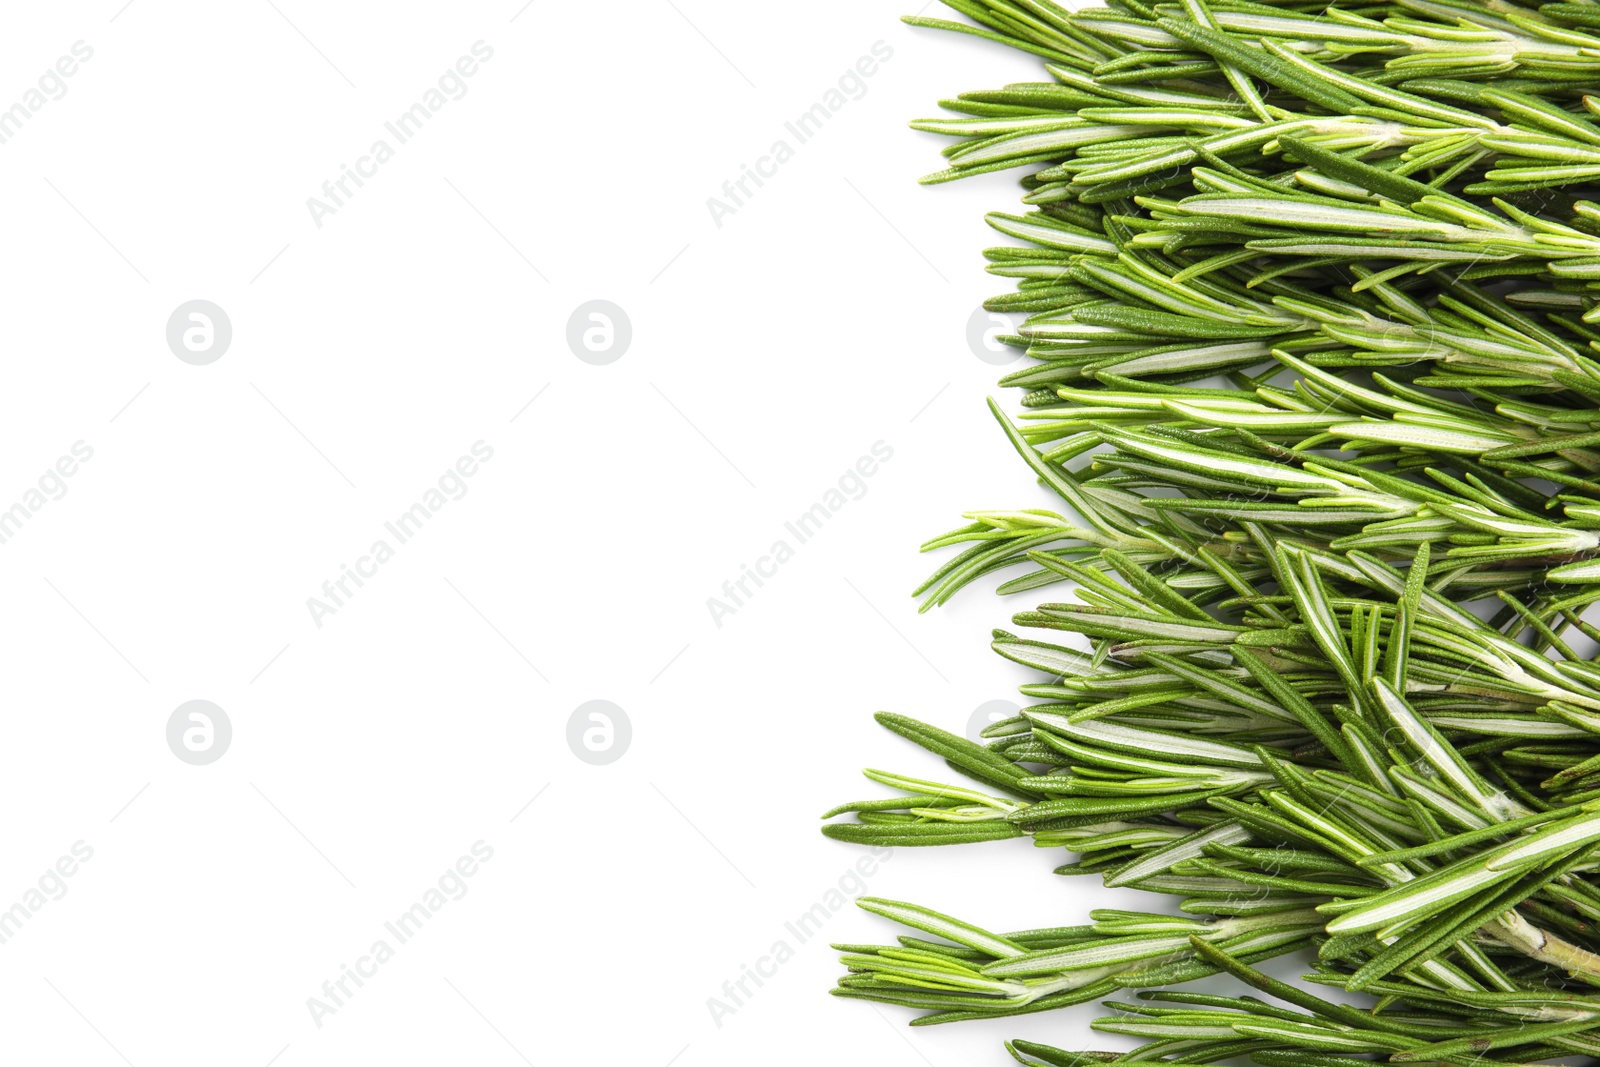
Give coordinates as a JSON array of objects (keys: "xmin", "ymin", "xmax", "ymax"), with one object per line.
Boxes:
[{"xmin": 825, "ymin": 0, "xmax": 1600, "ymax": 1058}]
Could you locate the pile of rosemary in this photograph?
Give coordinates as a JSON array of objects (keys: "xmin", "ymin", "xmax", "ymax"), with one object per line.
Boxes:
[{"xmin": 820, "ymin": 0, "xmax": 1600, "ymax": 1062}]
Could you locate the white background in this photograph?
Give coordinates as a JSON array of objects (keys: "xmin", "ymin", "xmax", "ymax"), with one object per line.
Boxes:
[{"xmin": 0, "ymin": 2, "xmax": 1148, "ymax": 1065}]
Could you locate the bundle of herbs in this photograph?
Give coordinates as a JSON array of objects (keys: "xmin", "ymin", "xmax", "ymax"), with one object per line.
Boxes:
[{"xmin": 822, "ymin": 0, "xmax": 1600, "ymax": 1062}]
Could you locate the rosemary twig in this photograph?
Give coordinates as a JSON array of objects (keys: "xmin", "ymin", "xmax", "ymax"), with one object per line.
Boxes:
[{"xmin": 823, "ymin": 0, "xmax": 1600, "ymax": 1059}]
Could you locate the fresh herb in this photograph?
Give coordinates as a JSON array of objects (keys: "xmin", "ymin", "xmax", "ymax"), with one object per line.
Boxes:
[{"xmin": 825, "ymin": 0, "xmax": 1600, "ymax": 1058}]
